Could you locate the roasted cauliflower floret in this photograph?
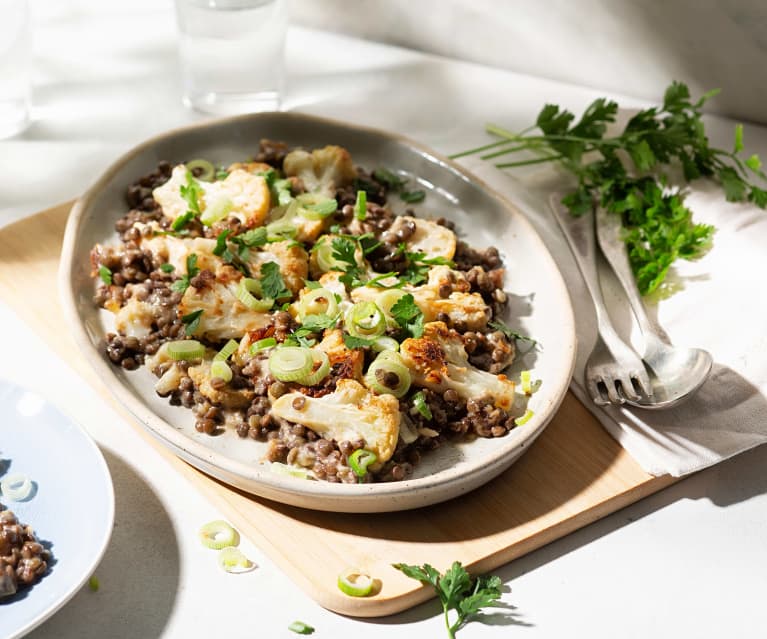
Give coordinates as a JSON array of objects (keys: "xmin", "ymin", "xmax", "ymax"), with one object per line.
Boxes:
[
  {"xmin": 316, "ymin": 329, "xmax": 364, "ymax": 381},
  {"xmin": 178, "ymin": 276, "xmax": 272, "ymax": 340},
  {"xmin": 248, "ymin": 240, "xmax": 309, "ymax": 296},
  {"xmin": 388, "ymin": 216, "xmax": 457, "ymax": 261},
  {"xmin": 114, "ymin": 296, "xmax": 155, "ymax": 338},
  {"xmin": 270, "ymin": 379, "xmax": 400, "ymax": 462},
  {"xmin": 188, "ymin": 359, "xmax": 254, "ymax": 409},
  {"xmin": 400, "ymin": 321, "xmax": 515, "ymax": 410},
  {"xmin": 139, "ymin": 234, "xmax": 219, "ymax": 273},
  {"xmin": 153, "ymin": 164, "xmax": 270, "ymax": 228},
  {"xmin": 283, "ymin": 145, "xmax": 356, "ymax": 197},
  {"xmin": 226, "ymin": 161, "xmax": 273, "ymax": 174},
  {"xmin": 352, "ymin": 265, "xmax": 490, "ymax": 330}
]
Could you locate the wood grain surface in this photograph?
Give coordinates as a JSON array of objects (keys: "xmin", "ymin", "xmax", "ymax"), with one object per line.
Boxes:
[{"xmin": 0, "ymin": 203, "xmax": 677, "ymax": 617}]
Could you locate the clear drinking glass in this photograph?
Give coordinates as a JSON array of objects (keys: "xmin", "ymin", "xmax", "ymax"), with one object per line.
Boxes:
[
  {"xmin": 174, "ymin": 0, "xmax": 287, "ymax": 115},
  {"xmin": 0, "ymin": 0, "xmax": 32, "ymax": 139}
]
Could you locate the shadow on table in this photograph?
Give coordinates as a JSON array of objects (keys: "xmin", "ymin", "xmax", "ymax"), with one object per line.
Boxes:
[{"xmin": 27, "ymin": 449, "xmax": 180, "ymax": 639}]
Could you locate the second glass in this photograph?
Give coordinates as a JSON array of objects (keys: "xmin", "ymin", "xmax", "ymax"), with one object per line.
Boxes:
[{"xmin": 174, "ymin": 0, "xmax": 286, "ymax": 115}]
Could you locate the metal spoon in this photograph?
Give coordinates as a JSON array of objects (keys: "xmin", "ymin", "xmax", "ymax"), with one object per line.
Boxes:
[{"xmin": 596, "ymin": 206, "xmax": 714, "ymax": 409}]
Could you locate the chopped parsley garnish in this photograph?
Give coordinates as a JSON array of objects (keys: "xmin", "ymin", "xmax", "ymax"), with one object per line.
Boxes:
[
  {"xmin": 400, "ymin": 189, "xmax": 426, "ymax": 203},
  {"xmin": 488, "ymin": 319, "xmax": 538, "ymax": 349},
  {"xmin": 390, "ymin": 293, "xmax": 424, "ymax": 338},
  {"xmin": 212, "ymin": 229, "xmax": 259, "ymax": 276},
  {"xmin": 392, "ymin": 562, "xmax": 504, "ymax": 639},
  {"xmin": 288, "ymin": 621, "xmax": 315, "ymax": 635},
  {"xmin": 373, "ymin": 167, "xmax": 407, "ymax": 190},
  {"xmin": 214, "ymin": 168, "xmax": 229, "ymax": 180},
  {"xmin": 173, "ymin": 170, "xmax": 203, "ymax": 231},
  {"xmin": 332, "ymin": 237, "xmax": 366, "ymax": 289},
  {"xmin": 98, "ymin": 265, "xmax": 112, "ymax": 285},
  {"xmin": 303, "ymin": 279, "xmax": 322, "ymax": 290},
  {"xmin": 260, "ymin": 261, "xmax": 291, "ymax": 301},
  {"xmin": 342, "ymin": 334, "xmax": 375, "ymax": 350},
  {"xmin": 213, "ymin": 230, "xmax": 232, "ymax": 256},
  {"xmin": 160, "ymin": 263, "xmax": 175, "ymax": 273},
  {"xmin": 181, "ymin": 309, "xmax": 204, "ymax": 336},
  {"xmin": 237, "ymin": 227, "xmax": 268, "ymax": 247},
  {"xmin": 170, "ymin": 253, "xmax": 199, "ymax": 293},
  {"xmin": 256, "ymin": 168, "xmax": 277, "ymax": 187},
  {"xmin": 412, "ymin": 391, "xmax": 432, "ymax": 419},
  {"xmin": 400, "ymin": 249, "xmax": 454, "ymax": 286}
]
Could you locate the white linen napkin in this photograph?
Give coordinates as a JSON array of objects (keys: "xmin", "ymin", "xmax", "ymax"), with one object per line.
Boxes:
[{"xmin": 459, "ymin": 157, "xmax": 767, "ymax": 477}]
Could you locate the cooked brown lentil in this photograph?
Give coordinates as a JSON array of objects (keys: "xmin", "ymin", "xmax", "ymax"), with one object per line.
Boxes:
[{"xmin": 0, "ymin": 508, "xmax": 51, "ymax": 599}]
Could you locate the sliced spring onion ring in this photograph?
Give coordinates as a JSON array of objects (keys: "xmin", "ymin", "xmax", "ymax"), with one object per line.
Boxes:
[
  {"xmin": 348, "ymin": 449, "xmax": 377, "ymax": 479},
  {"xmin": 412, "ymin": 391, "xmax": 432, "ymax": 420},
  {"xmin": 166, "ymin": 340, "xmax": 205, "ymax": 361},
  {"xmin": 186, "ymin": 158, "xmax": 215, "ymax": 181},
  {"xmin": 218, "ymin": 546, "xmax": 256, "ymax": 573},
  {"xmin": 314, "ymin": 238, "xmax": 345, "ymax": 272},
  {"xmin": 250, "ymin": 337, "xmax": 277, "ymax": 354},
  {"xmin": 214, "ymin": 339, "xmax": 238, "ymax": 361},
  {"xmin": 272, "ymin": 179, "xmax": 293, "ymax": 206},
  {"xmin": 266, "ymin": 217, "xmax": 298, "ymax": 240},
  {"xmin": 0, "ymin": 474, "xmax": 33, "ymax": 501},
  {"xmin": 235, "ymin": 278, "xmax": 274, "ymax": 312},
  {"xmin": 270, "ymin": 462, "xmax": 310, "ymax": 479},
  {"xmin": 200, "ymin": 195, "xmax": 233, "ymax": 226},
  {"xmin": 364, "ymin": 353, "xmax": 411, "ymax": 398},
  {"xmin": 211, "ymin": 360, "xmax": 233, "ymax": 383},
  {"xmin": 288, "ymin": 620, "xmax": 315, "ymax": 635},
  {"xmin": 337, "ymin": 568, "xmax": 374, "ymax": 597},
  {"xmin": 198, "ymin": 520, "xmax": 239, "ymax": 549},
  {"xmin": 269, "ymin": 347, "xmax": 314, "ymax": 382},
  {"xmin": 296, "ymin": 193, "xmax": 338, "ymax": 219},
  {"xmin": 298, "ymin": 288, "xmax": 339, "ymax": 320},
  {"xmin": 515, "ymin": 409, "xmax": 534, "ymax": 426},
  {"xmin": 372, "ymin": 336, "xmax": 399, "ymax": 353},
  {"xmin": 354, "ymin": 189, "xmax": 367, "ymax": 220},
  {"xmin": 520, "ymin": 370, "xmax": 532, "ymax": 395},
  {"xmin": 345, "ymin": 302, "xmax": 386, "ymax": 339},
  {"xmin": 299, "ymin": 350, "xmax": 331, "ymax": 386}
]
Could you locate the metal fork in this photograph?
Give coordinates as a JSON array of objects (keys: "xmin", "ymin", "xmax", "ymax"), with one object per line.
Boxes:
[{"xmin": 548, "ymin": 195, "xmax": 652, "ymax": 405}]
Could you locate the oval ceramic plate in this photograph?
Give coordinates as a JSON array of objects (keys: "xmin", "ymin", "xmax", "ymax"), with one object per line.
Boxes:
[
  {"xmin": 59, "ymin": 112, "xmax": 575, "ymax": 513},
  {"xmin": 0, "ymin": 382, "xmax": 114, "ymax": 639}
]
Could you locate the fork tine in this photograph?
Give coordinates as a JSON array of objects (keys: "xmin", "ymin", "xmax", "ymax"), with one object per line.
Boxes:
[
  {"xmin": 586, "ymin": 376, "xmax": 604, "ymax": 404},
  {"xmin": 604, "ymin": 379, "xmax": 625, "ymax": 404},
  {"xmin": 633, "ymin": 370, "xmax": 653, "ymax": 397},
  {"xmin": 619, "ymin": 376, "xmax": 640, "ymax": 401}
]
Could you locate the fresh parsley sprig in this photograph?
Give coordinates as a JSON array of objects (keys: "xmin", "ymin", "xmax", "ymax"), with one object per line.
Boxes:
[
  {"xmin": 488, "ymin": 319, "xmax": 538, "ymax": 350},
  {"xmin": 392, "ymin": 561, "xmax": 504, "ymax": 639},
  {"xmin": 454, "ymin": 82, "xmax": 767, "ymax": 295},
  {"xmin": 172, "ymin": 170, "xmax": 203, "ymax": 231},
  {"xmin": 373, "ymin": 166, "xmax": 426, "ymax": 204},
  {"xmin": 390, "ymin": 293, "xmax": 424, "ymax": 338},
  {"xmin": 171, "ymin": 253, "xmax": 200, "ymax": 293}
]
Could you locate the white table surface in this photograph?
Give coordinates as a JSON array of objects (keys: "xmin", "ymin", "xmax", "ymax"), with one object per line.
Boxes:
[{"xmin": 2, "ymin": 3, "xmax": 767, "ymax": 638}]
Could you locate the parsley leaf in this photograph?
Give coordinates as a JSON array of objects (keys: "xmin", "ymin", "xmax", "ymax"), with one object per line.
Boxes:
[
  {"xmin": 237, "ymin": 227, "xmax": 268, "ymax": 247},
  {"xmin": 488, "ymin": 319, "xmax": 538, "ymax": 349},
  {"xmin": 400, "ymin": 189, "xmax": 425, "ymax": 203},
  {"xmin": 160, "ymin": 263, "xmax": 175, "ymax": 273},
  {"xmin": 181, "ymin": 309, "xmax": 203, "ymax": 336},
  {"xmin": 342, "ymin": 334, "xmax": 375, "ymax": 349},
  {"xmin": 372, "ymin": 167, "xmax": 407, "ymax": 189},
  {"xmin": 173, "ymin": 170, "xmax": 203, "ymax": 231},
  {"xmin": 98, "ymin": 265, "xmax": 112, "ymax": 285},
  {"xmin": 260, "ymin": 262, "xmax": 290, "ymax": 301},
  {"xmin": 392, "ymin": 562, "xmax": 503, "ymax": 639},
  {"xmin": 170, "ymin": 253, "xmax": 200, "ymax": 293},
  {"xmin": 390, "ymin": 293, "xmax": 424, "ymax": 338}
]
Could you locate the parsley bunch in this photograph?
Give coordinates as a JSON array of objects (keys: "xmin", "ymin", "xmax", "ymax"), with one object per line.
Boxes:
[
  {"xmin": 454, "ymin": 82, "xmax": 767, "ymax": 295},
  {"xmin": 393, "ymin": 561, "xmax": 504, "ymax": 639}
]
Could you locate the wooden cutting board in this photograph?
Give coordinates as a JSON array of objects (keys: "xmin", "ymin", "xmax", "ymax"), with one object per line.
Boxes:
[{"xmin": 0, "ymin": 203, "xmax": 677, "ymax": 617}]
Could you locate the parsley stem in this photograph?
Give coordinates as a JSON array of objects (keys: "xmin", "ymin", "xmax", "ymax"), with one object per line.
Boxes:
[
  {"xmin": 495, "ymin": 154, "xmax": 564, "ymax": 168},
  {"xmin": 448, "ymin": 138, "xmax": 512, "ymax": 159}
]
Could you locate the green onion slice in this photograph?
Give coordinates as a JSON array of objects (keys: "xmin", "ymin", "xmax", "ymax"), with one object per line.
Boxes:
[
  {"xmin": 198, "ymin": 520, "xmax": 240, "ymax": 549},
  {"xmin": 299, "ymin": 350, "xmax": 331, "ymax": 386},
  {"xmin": 364, "ymin": 352, "xmax": 411, "ymax": 398},
  {"xmin": 354, "ymin": 189, "xmax": 367, "ymax": 220},
  {"xmin": 298, "ymin": 287, "xmax": 339, "ymax": 320},
  {"xmin": 200, "ymin": 195, "xmax": 233, "ymax": 226},
  {"xmin": 270, "ymin": 462, "xmax": 310, "ymax": 479},
  {"xmin": 372, "ymin": 336, "xmax": 399, "ymax": 353},
  {"xmin": 314, "ymin": 238, "xmax": 345, "ymax": 273},
  {"xmin": 250, "ymin": 337, "xmax": 277, "ymax": 354},
  {"xmin": 186, "ymin": 158, "xmax": 215, "ymax": 182},
  {"xmin": 272, "ymin": 179, "xmax": 294, "ymax": 206},
  {"xmin": 288, "ymin": 620, "xmax": 315, "ymax": 635},
  {"xmin": 412, "ymin": 391, "xmax": 432, "ymax": 420},
  {"xmin": 211, "ymin": 360, "xmax": 233, "ymax": 383},
  {"xmin": 166, "ymin": 340, "xmax": 205, "ymax": 361},
  {"xmin": 515, "ymin": 409, "xmax": 534, "ymax": 426},
  {"xmin": 218, "ymin": 546, "xmax": 256, "ymax": 573},
  {"xmin": 348, "ymin": 449, "xmax": 377, "ymax": 478},
  {"xmin": 337, "ymin": 568, "xmax": 374, "ymax": 597},
  {"xmin": 214, "ymin": 339, "xmax": 238, "ymax": 361},
  {"xmin": 88, "ymin": 575, "xmax": 100, "ymax": 592},
  {"xmin": 269, "ymin": 346, "xmax": 314, "ymax": 382},
  {"xmin": 0, "ymin": 474, "xmax": 33, "ymax": 501},
  {"xmin": 345, "ymin": 302, "xmax": 386, "ymax": 339},
  {"xmin": 236, "ymin": 278, "xmax": 274, "ymax": 312},
  {"xmin": 296, "ymin": 193, "xmax": 338, "ymax": 219}
]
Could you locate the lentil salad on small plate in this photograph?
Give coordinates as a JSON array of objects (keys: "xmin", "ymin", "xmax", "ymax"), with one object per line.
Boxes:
[{"xmin": 59, "ymin": 112, "xmax": 576, "ymax": 512}]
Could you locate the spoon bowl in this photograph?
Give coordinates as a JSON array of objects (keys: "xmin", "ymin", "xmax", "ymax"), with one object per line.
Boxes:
[{"xmin": 625, "ymin": 335, "xmax": 714, "ymax": 409}]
